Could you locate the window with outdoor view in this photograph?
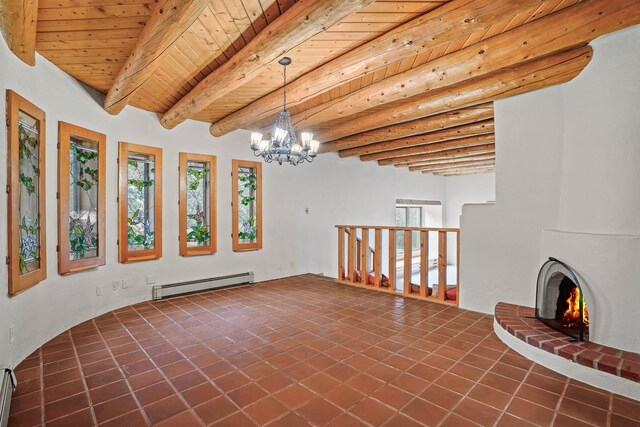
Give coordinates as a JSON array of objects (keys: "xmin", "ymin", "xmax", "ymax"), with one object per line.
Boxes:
[
  {"xmin": 232, "ymin": 160, "xmax": 262, "ymax": 251},
  {"xmin": 118, "ymin": 142, "xmax": 162, "ymax": 263},
  {"xmin": 58, "ymin": 122, "xmax": 106, "ymax": 275},
  {"xmin": 179, "ymin": 153, "xmax": 217, "ymax": 256},
  {"xmin": 6, "ymin": 90, "xmax": 47, "ymax": 296}
]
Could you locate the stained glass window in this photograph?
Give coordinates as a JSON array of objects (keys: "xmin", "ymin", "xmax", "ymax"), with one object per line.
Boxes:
[
  {"xmin": 18, "ymin": 111, "xmax": 41, "ymax": 274},
  {"xmin": 7, "ymin": 90, "xmax": 47, "ymax": 295},
  {"xmin": 118, "ymin": 142, "xmax": 162, "ymax": 263},
  {"xmin": 58, "ymin": 122, "xmax": 106, "ymax": 275},
  {"xmin": 232, "ymin": 160, "xmax": 262, "ymax": 251},
  {"xmin": 179, "ymin": 153, "xmax": 216, "ymax": 256}
]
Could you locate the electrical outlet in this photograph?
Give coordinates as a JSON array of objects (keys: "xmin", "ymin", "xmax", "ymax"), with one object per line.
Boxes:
[
  {"xmin": 146, "ymin": 275, "xmax": 157, "ymax": 285},
  {"xmin": 121, "ymin": 280, "xmax": 128, "ymax": 289},
  {"xmin": 112, "ymin": 281, "xmax": 119, "ymax": 291},
  {"xmin": 96, "ymin": 286, "xmax": 102, "ymax": 296},
  {"xmin": 9, "ymin": 326, "xmax": 15, "ymax": 344}
]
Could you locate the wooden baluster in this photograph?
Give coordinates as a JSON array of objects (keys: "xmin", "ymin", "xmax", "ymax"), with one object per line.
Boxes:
[
  {"xmin": 388, "ymin": 229, "xmax": 396, "ymax": 291},
  {"xmin": 403, "ymin": 230, "xmax": 411, "ymax": 295},
  {"xmin": 437, "ymin": 231, "xmax": 447, "ymax": 301},
  {"xmin": 420, "ymin": 230, "xmax": 428, "ymax": 298},
  {"xmin": 361, "ymin": 228, "xmax": 368, "ymax": 284},
  {"xmin": 356, "ymin": 235, "xmax": 362, "ymax": 277},
  {"xmin": 338, "ymin": 227, "xmax": 345, "ymax": 280},
  {"xmin": 348, "ymin": 228, "xmax": 356, "ymax": 282},
  {"xmin": 373, "ymin": 229, "xmax": 381, "ymax": 287},
  {"xmin": 456, "ymin": 230, "xmax": 461, "ymax": 303}
]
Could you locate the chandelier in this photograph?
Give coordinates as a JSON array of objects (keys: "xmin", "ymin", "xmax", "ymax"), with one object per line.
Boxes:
[{"xmin": 250, "ymin": 57, "xmax": 319, "ymax": 165}]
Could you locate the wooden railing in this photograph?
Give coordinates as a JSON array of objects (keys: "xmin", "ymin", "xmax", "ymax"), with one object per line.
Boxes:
[{"xmin": 336, "ymin": 225, "xmax": 460, "ymax": 305}]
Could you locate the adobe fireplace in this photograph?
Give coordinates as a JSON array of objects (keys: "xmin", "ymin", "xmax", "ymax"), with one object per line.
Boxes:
[{"xmin": 535, "ymin": 257, "xmax": 589, "ymax": 341}]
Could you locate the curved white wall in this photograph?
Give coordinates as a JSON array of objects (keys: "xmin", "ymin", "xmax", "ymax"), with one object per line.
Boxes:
[
  {"xmin": 0, "ymin": 38, "xmax": 448, "ymax": 370},
  {"xmin": 461, "ymin": 25, "xmax": 640, "ymax": 354}
]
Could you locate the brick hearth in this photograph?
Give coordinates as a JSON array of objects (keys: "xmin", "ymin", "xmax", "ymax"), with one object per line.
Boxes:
[{"xmin": 495, "ymin": 302, "xmax": 640, "ymax": 382}]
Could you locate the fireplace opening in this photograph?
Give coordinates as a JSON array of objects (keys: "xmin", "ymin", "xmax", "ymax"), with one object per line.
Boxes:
[{"xmin": 535, "ymin": 257, "xmax": 589, "ymax": 341}]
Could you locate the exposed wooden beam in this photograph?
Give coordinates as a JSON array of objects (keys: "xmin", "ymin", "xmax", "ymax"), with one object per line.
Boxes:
[
  {"xmin": 316, "ymin": 45, "xmax": 593, "ymax": 142},
  {"xmin": 160, "ymin": 0, "xmax": 375, "ymax": 129},
  {"xmin": 419, "ymin": 160, "xmax": 496, "ymax": 173},
  {"xmin": 210, "ymin": 0, "xmax": 546, "ymax": 136},
  {"xmin": 438, "ymin": 167, "xmax": 496, "ymax": 176},
  {"xmin": 362, "ymin": 134, "xmax": 494, "ymax": 162},
  {"xmin": 379, "ymin": 143, "xmax": 496, "ymax": 166},
  {"xmin": 320, "ymin": 104, "xmax": 493, "ymax": 153},
  {"xmin": 411, "ymin": 156, "xmax": 496, "ymax": 171},
  {"xmin": 339, "ymin": 120, "xmax": 494, "ymax": 158},
  {"xmin": 103, "ymin": 0, "xmax": 209, "ymax": 115},
  {"xmin": 0, "ymin": 0, "xmax": 38, "ymax": 65},
  {"xmin": 289, "ymin": 0, "xmax": 639, "ymax": 138},
  {"xmin": 397, "ymin": 150, "xmax": 497, "ymax": 168}
]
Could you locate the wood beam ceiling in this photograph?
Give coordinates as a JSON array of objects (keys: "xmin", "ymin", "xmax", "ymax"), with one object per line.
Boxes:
[
  {"xmin": 401, "ymin": 151, "xmax": 497, "ymax": 168},
  {"xmin": 282, "ymin": 0, "xmax": 640, "ymax": 139},
  {"xmin": 319, "ymin": 104, "xmax": 493, "ymax": 153},
  {"xmin": 1, "ymin": 0, "xmax": 39, "ymax": 65},
  {"xmin": 209, "ymin": 0, "xmax": 546, "ymax": 137},
  {"xmin": 314, "ymin": 45, "xmax": 593, "ymax": 143},
  {"xmin": 339, "ymin": 120, "xmax": 494, "ymax": 158},
  {"xmin": 408, "ymin": 155, "xmax": 496, "ymax": 171},
  {"xmin": 159, "ymin": 0, "xmax": 376, "ymax": 129},
  {"xmin": 379, "ymin": 143, "xmax": 496, "ymax": 166},
  {"xmin": 103, "ymin": 0, "xmax": 209, "ymax": 115}
]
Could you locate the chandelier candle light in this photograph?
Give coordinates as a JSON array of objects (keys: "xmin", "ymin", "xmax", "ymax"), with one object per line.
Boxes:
[{"xmin": 250, "ymin": 57, "xmax": 319, "ymax": 165}]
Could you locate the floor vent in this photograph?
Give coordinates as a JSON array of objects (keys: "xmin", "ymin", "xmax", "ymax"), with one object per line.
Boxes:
[
  {"xmin": 1, "ymin": 369, "xmax": 16, "ymax": 427},
  {"xmin": 152, "ymin": 272, "xmax": 254, "ymax": 300}
]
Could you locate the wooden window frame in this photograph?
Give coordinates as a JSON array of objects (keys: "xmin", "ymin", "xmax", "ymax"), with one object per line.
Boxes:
[
  {"xmin": 179, "ymin": 153, "xmax": 217, "ymax": 256},
  {"xmin": 6, "ymin": 90, "xmax": 47, "ymax": 296},
  {"xmin": 231, "ymin": 159, "xmax": 262, "ymax": 252},
  {"xmin": 57, "ymin": 122, "xmax": 106, "ymax": 275},
  {"xmin": 118, "ymin": 142, "xmax": 163, "ymax": 263}
]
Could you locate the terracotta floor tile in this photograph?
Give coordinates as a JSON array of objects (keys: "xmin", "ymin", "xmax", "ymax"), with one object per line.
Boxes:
[
  {"xmin": 227, "ymin": 382, "xmax": 268, "ymax": 408},
  {"xmin": 8, "ymin": 275, "xmax": 637, "ymax": 427},
  {"xmin": 453, "ymin": 397, "xmax": 502, "ymax": 426},
  {"xmin": 274, "ymin": 384, "xmax": 316, "ymax": 410},
  {"xmin": 245, "ymin": 396, "xmax": 288, "ymax": 425},
  {"xmin": 93, "ymin": 393, "xmax": 139, "ymax": 424},
  {"xmin": 144, "ymin": 395, "xmax": 188, "ymax": 425},
  {"xmin": 401, "ymin": 397, "xmax": 449, "ymax": 426},
  {"xmin": 297, "ymin": 397, "xmax": 343, "ymax": 425},
  {"xmin": 558, "ymin": 397, "xmax": 609, "ymax": 426},
  {"xmin": 44, "ymin": 392, "xmax": 90, "ymax": 423},
  {"xmin": 350, "ymin": 396, "xmax": 396, "ymax": 426},
  {"xmin": 45, "ymin": 408, "xmax": 95, "ymax": 427}
]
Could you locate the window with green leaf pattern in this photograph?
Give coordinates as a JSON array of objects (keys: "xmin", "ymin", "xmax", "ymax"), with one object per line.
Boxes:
[
  {"xmin": 232, "ymin": 160, "xmax": 262, "ymax": 251},
  {"xmin": 58, "ymin": 122, "xmax": 106, "ymax": 275},
  {"xmin": 7, "ymin": 90, "xmax": 47, "ymax": 296},
  {"xmin": 179, "ymin": 153, "xmax": 216, "ymax": 256},
  {"xmin": 118, "ymin": 142, "xmax": 162, "ymax": 263}
]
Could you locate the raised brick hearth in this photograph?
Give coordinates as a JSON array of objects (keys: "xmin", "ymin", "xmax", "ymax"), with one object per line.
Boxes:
[{"xmin": 495, "ymin": 302, "xmax": 640, "ymax": 382}]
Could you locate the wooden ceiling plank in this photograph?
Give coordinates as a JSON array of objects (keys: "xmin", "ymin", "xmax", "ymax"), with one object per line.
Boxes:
[
  {"xmin": 320, "ymin": 104, "xmax": 493, "ymax": 152},
  {"xmin": 416, "ymin": 159, "xmax": 496, "ymax": 172},
  {"xmin": 210, "ymin": 0, "xmax": 547, "ymax": 136},
  {"xmin": 339, "ymin": 119, "xmax": 494, "ymax": 158},
  {"xmin": 379, "ymin": 142, "xmax": 496, "ymax": 165},
  {"xmin": 285, "ymin": 0, "xmax": 640, "ymax": 136},
  {"xmin": 361, "ymin": 133, "xmax": 495, "ymax": 162},
  {"xmin": 36, "ymin": 16, "xmax": 147, "ymax": 32},
  {"xmin": 314, "ymin": 45, "xmax": 593, "ymax": 142},
  {"xmin": 401, "ymin": 150, "xmax": 496, "ymax": 167},
  {"xmin": 160, "ymin": 0, "xmax": 377, "ymax": 129},
  {"xmin": 37, "ymin": 4, "xmax": 153, "ymax": 21},
  {"xmin": 1, "ymin": 0, "xmax": 39, "ymax": 65},
  {"xmin": 437, "ymin": 166, "xmax": 496, "ymax": 176},
  {"xmin": 102, "ymin": 0, "xmax": 209, "ymax": 115}
]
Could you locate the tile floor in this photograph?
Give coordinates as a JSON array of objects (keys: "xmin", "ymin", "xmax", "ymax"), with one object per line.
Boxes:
[{"xmin": 8, "ymin": 274, "xmax": 640, "ymax": 426}]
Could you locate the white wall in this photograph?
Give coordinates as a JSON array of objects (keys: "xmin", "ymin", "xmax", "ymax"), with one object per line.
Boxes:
[
  {"xmin": 461, "ymin": 25, "xmax": 640, "ymax": 353},
  {"xmin": 443, "ymin": 174, "xmax": 495, "ymax": 228},
  {"xmin": 0, "ymin": 39, "xmax": 445, "ymax": 369}
]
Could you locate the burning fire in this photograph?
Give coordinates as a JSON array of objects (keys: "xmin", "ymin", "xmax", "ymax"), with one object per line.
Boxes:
[{"xmin": 560, "ymin": 286, "xmax": 589, "ymax": 328}]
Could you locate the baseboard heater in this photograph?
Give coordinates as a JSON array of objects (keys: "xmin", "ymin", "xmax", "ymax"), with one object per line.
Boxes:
[
  {"xmin": 0, "ymin": 369, "xmax": 16, "ymax": 427},
  {"xmin": 152, "ymin": 272, "xmax": 254, "ymax": 300}
]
